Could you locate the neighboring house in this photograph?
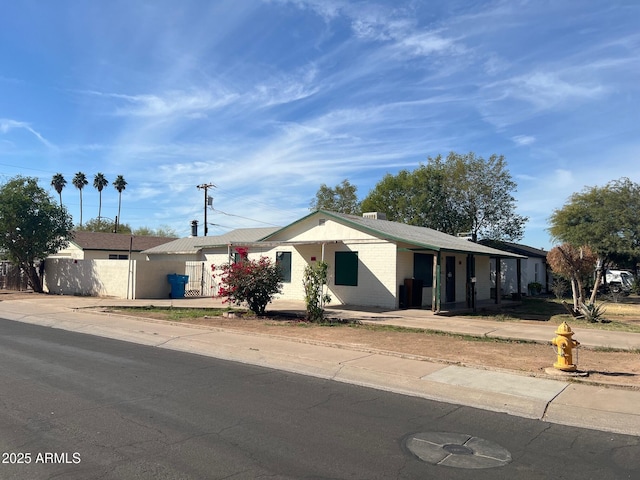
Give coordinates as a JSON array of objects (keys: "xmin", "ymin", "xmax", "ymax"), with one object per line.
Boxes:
[
  {"xmin": 51, "ymin": 231, "xmax": 177, "ymax": 261},
  {"xmin": 44, "ymin": 232, "xmax": 180, "ymax": 299},
  {"xmin": 144, "ymin": 227, "xmax": 280, "ymax": 296},
  {"xmin": 479, "ymin": 240, "xmax": 550, "ymax": 296}
]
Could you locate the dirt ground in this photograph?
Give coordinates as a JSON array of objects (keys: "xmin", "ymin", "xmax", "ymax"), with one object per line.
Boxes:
[{"xmin": 106, "ymin": 309, "xmax": 640, "ymax": 390}]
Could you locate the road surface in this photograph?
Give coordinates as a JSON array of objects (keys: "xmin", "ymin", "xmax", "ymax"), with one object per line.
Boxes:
[{"xmin": 0, "ymin": 318, "xmax": 638, "ymax": 479}]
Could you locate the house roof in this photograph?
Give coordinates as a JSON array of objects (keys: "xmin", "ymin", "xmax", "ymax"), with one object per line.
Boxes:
[
  {"xmin": 478, "ymin": 239, "xmax": 547, "ymax": 258},
  {"xmin": 69, "ymin": 231, "xmax": 177, "ymax": 252},
  {"xmin": 261, "ymin": 210, "xmax": 526, "ymax": 258},
  {"xmin": 143, "ymin": 227, "xmax": 280, "ymax": 255}
]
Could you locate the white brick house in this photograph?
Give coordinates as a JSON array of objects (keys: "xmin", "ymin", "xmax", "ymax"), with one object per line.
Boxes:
[{"xmin": 237, "ymin": 211, "xmax": 524, "ymax": 312}]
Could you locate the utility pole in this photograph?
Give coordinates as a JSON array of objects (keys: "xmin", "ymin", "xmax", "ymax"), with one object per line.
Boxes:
[{"xmin": 196, "ymin": 183, "xmax": 216, "ymax": 236}]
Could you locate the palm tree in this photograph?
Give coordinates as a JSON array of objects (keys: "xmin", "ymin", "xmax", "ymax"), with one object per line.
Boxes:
[
  {"xmin": 72, "ymin": 172, "xmax": 88, "ymax": 226},
  {"xmin": 51, "ymin": 173, "xmax": 66, "ymax": 206},
  {"xmin": 113, "ymin": 175, "xmax": 127, "ymax": 231},
  {"xmin": 93, "ymin": 173, "xmax": 109, "ymax": 223}
]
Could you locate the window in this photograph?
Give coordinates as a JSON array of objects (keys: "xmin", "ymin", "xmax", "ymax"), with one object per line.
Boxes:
[
  {"xmin": 276, "ymin": 251, "xmax": 292, "ymax": 283},
  {"xmin": 108, "ymin": 254, "xmax": 128, "ymax": 260},
  {"xmin": 413, "ymin": 253, "xmax": 434, "ymax": 287},
  {"xmin": 335, "ymin": 251, "xmax": 358, "ymax": 286}
]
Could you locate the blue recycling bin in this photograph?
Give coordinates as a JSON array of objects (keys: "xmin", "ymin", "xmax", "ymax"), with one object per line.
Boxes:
[{"xmin": 167, "ymin": 274, "xmax": 189, "ymax": 298}]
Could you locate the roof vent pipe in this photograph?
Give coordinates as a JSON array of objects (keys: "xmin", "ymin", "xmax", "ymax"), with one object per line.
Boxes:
[{"xmin": 190, "ymin": 220, "xmax": 198, "ymax": 237}]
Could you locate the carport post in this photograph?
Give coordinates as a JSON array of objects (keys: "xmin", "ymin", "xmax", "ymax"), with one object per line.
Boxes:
[
  {"xmin": 495, "ymin": 257, "xmax": 502, "ymax": 305},
  {"xmin": 432, "ymin": 252, "xmax": 441, "ymax": 313}
]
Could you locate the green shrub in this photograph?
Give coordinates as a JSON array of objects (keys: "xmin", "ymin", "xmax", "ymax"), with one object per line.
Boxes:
[
  {"xmin": 303, "ymin": 261, "xmax": 332, "ymax": 322},
  {"xmin": 579, "ymin": 301, "xmax": 607, "ymax": 323}
]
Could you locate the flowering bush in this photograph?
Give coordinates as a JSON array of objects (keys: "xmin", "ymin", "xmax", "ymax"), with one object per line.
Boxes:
[{"xmin": 212, "ymin": 250, "xmax": 283, "ymax": 316}]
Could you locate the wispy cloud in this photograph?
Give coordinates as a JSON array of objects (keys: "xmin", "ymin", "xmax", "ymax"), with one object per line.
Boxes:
[
  {"xmin": 0, "ymin": 119, "xmax": 55, "ymax": 149},
  {"xmin": 512, "ymin": 135, "xmax": 535, "ymax": 146}
]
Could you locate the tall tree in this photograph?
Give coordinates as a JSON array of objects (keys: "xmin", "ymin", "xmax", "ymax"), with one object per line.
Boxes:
[
  {"xmin": 310, "ymin": 179, "xmax": 361, "ymax": 215},
  {"xmin": 93, "ymin": 172, "xmax": 108, "ymax": 222},
  {"xmin": 362, "ymin": 166, "xmax": 464, "ymax": 232},
  {"xmin": 72, "ymin": 172, "xmax": 88, "ymax": 226},
  {"xmin": 438, "ymin": 152, "xmax": 527, "ymax": 241},
  {"xmin": 112, "ymin": 174, "xmax": 127, "ymax": 229},
  {"xmin": 0, "ymin": 176, "xmax": 73, "ymax": 292},
  {"xmin": 361, "ymin": 152, "xmax": 527, "ymax": 240},
  {"xmin": 549, "ymin": 177, "xmax": 640, "ymax": 304},
  {"xmin": 50, "ymin": 173, "xmax": 66, "ymax": 206}
]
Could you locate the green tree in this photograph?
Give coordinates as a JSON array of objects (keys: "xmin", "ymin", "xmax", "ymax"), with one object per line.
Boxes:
[
  {"xmin": 112, "ymin": 175, "xmax": 127, "ymax": 229},
  {"xmin": 549, "ymin": 178, "xmax": 640, "ymax": 304},
  {"xmin": 50, "ymin": 173, "xmax": 66, "ymax": 206},
  {"xmin": 75, "ymin": 217, "xmax": 131, "ymax": 233},
  {"xmin": 361, "ymin": 152, "xmax": 527, "ymax": 240},
  {"xmin": 362, "ymin": 166, "xmax": 463, "ymax": 232},
  {"xmin": 212, "ymin": 249, "xmax": 283, "ymax": 316},
  {"xmin": 0, "ymin": 176, "xmax": 73, "ymax": 292},
  {"xmin": 93, "ymin": 173, "xmax": 109, "ymax": 222},
  {"xmin": 310, "ymin": 179, "xmax": 361, "ymax": 215},
  {"xmin": 133, "ymin": 225, "xmax": 178, "ymax": 237}
]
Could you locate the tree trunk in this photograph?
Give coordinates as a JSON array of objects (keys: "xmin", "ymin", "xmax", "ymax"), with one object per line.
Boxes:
[
  {"xmin": 589, "ymin": 267, "xmax": 603, "ymax": 304},
  {"xmin": 24, "ymin": 264, "xmax": 43, "ymax": 293},
  {"xmin": 570, "ymin": 276, "xmax": 579, "ymax": 311}
]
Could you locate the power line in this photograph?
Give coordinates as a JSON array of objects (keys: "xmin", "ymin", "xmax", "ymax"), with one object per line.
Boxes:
[{"xmin": 212, "ymin": 208, "xmax": 280, "ymax": 227}]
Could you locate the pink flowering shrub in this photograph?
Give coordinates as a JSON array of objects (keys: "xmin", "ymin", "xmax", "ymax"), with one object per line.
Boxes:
[{"xmin": 211, "ymin": 249, "xmax": 283, "ymax": 316}]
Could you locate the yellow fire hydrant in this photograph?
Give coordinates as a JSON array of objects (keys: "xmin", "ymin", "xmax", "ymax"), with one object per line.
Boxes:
[{"xmin": 551, "ymin": 322, "xmax": 580, "ymax": 371}]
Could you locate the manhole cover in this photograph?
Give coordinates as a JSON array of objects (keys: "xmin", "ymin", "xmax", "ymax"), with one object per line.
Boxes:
[{"xmin": 405, "ymin": 432, "xmax": 511, "ymax": 469}]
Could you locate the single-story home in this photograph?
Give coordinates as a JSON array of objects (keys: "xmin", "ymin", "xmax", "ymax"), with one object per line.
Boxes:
[
  {"xmin": 250, "ymin": 210, "xmax": 525, "ymax": 311},
  {"xmin": 44, "ymin": 232, "xmax": 179, "ymax": 298},
  {"xmin": 44, "ymin": 211, "xmax": 527, "ymax": 310},
  {"xmin": 143, "ymin": 210, "xmax": 525, "ymax": 311},
  {"xmin": 144, "ymin": 227, "xmax": 280, "ymax": 295},
  {"xmin": 50, "ymin": 231, "xmax": 177, "ymax": 261}
]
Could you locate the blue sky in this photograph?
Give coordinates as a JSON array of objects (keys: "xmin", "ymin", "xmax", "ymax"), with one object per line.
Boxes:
[{"xmin": 1, "ymin": 0, "xmax": 638, "ymax": 248}]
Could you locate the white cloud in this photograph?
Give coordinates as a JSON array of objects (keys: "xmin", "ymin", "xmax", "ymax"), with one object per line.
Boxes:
[
  {"xmin": 0, "ymin": 118, "xmax": 55, "ymax": 149},
  {"xmin": 486, "ymin": 71, "xmax": 605, "ymax": 110},
  {"xmin": 512, "ymin": 135, "xmax": 535, "ymax": 146}
]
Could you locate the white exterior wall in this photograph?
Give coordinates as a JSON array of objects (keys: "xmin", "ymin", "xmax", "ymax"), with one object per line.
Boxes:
[
  {"xmin": 44, "ymin": 258, "xmax": 187, "ymax": 299},
  {"xmin": 475, "ymin": 256, "xmax": 491, "ymax": 300},
  {"xmin": 323, "ymin": 241, "xmax": 397, "ymax": 309},
  {"xmin": 263, "ymin": 217, "xmax": 398, "ymax": 309}
]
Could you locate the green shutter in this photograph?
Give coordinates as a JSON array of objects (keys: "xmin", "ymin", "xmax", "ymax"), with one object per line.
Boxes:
[
  {"xmin": 413, "ymin": 253, "xmax": 434, "ymax": 287},
  {"xmin": 335, "ymin": 251, "xmax": 358, "ymax": 286}
]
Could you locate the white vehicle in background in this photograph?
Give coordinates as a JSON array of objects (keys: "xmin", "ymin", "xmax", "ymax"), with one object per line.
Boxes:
[{"xmin": 602, "ymin": 269, "xmax": 634, "ymax": 294}]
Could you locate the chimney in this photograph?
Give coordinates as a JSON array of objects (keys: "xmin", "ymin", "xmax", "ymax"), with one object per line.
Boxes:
[{"xmin": 190, "ymin": 220, "xmax": 198, "ymax": 237}]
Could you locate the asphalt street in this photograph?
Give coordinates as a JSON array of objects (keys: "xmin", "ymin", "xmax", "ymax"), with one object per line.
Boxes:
[{"xmin": 0, "ymin": 318, "xmax": 638, "ymax": 479}]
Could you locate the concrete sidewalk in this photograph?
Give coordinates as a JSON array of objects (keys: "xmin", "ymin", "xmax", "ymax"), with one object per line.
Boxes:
[{"xmin": 0, "ymin": 293, "xmax": 639, "ymax": 437}]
